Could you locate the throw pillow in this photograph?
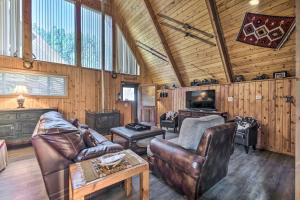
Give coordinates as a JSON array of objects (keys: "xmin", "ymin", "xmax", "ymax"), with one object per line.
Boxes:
[
  {"xmin": 70, "ymin": 118, "xmax": 80, "ymax": 128},
  {"xmin": 178, "ymin": 115, "xmax": 225, "ymax": 151},
  {"xmin": 166, "ymin": 111, "xmax": 176, "ymax": 120},
  {"xmin": 82, "ymin": 129, "xmax": 97, "ymax": 147}
]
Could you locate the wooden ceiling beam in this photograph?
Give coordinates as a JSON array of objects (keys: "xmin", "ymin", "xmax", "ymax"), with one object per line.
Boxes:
[
  {"xmin": 205, "ymin": 0, "xmax": 234, "ymax": 83},
  {"xmin": 143, "ymin": 0, "xmax": 185, "ymax": 87}
]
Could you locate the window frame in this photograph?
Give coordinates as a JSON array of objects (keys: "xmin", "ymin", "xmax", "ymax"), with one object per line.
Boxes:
[
  {"xmin": 31, "ymin": 0, "xmax": 76, "ymax": 66},
  {"xmin": 121, "ymin": 82, "xmax": 139, "ymax": 102},
  {"xmin": 80, "ymin": 5, "xmax": 103, "ymax": 70},
  {"xmin": 0, "ymin": 0, "xmax": 23, "ymax": 58},
  {"xmin": 0, "ymin": 69, "xmax": 69, "ymax": 98}
]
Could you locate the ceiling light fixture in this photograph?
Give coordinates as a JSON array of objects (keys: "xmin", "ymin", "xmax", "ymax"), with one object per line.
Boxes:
[{"xmin": 249, "ymin": 0, "xmax": 259, "ymax": 6}]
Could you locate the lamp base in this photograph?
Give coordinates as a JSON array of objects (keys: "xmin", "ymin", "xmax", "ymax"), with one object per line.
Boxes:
[{"xmin": 17, "ymin": 95, "xmax": 25, "ymax": 109}]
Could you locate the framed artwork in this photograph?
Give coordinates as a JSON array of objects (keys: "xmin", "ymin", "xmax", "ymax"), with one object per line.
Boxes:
[{"xmin": 273, "ymin": 71, "xmax": 288, "ymax": 79}]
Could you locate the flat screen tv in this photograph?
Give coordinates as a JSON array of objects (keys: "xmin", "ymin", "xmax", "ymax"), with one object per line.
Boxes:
[{"xmin": 186, "ymin": 90, "xmax": 216, "ymax": 110}]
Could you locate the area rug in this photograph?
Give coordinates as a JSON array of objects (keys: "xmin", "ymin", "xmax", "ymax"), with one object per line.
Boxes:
[{"xmin": 236, "ymin": 12, "xmax": 295, "ymax": 49}]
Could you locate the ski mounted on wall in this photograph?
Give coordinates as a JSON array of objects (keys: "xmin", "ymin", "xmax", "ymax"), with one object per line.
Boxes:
[
  {"xmin": 158, "ymin": 13, "xmax": 214, "ymax": 39},
  {"xmin": 160, "ymin": 22, "xmax": 216, "ymax": 46},
  {"xmin": 136, "ymin": 41, "xmax": 169, "ymax": 62}
]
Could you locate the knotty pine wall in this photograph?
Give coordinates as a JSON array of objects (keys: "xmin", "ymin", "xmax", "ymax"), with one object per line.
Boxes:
[
  {"xmin": 157, "ymin": 78, "xmax": 296, "ymax": 156},
  {"xmin": 0, "ymin": 56, "xmax": 150, "ymax": 124}
]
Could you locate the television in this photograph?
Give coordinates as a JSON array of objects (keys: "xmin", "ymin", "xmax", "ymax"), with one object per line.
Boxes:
[{"xmin": 186, "ymin": 90, "xmax": 216, "ymax": 110}]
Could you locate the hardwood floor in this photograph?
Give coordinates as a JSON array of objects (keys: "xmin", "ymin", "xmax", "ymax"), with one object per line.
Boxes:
[{"xmin": 0, "ymin": 145, "xmax": 294, "ymax": 200}]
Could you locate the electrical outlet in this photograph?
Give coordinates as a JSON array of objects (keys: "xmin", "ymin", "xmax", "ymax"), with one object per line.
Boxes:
[
  {"xmin": 227, "ymin": 97, "xmax": 233, "ymax": 102},
  {"xmin": 256, "ymin": 95, "xmax": 262, "ymax": 100}
]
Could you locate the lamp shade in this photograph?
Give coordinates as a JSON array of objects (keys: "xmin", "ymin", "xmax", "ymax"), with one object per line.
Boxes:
[{"xmin": 14, "ymin": 85, "xmax": 28, "ymax": 95}]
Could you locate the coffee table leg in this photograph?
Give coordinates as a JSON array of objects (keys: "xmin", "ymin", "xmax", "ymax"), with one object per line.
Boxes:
[
  {"xmin": 140, "ymin": 170, "xmax": 149, "ymax": 200},
  {"xmin": 111, "ymin": 133, "xmax": 114, "ymax": 142},
  {"xmin": 69, "ymin": 176, "xmax": 73, "ymax": 200},
  {"xmin": 128, "ymin": 139, "xmax": 132, "ymax": 149},
  {"xmin": 124, "ymin": 177, "xmax": 132, "ymax": 196}
]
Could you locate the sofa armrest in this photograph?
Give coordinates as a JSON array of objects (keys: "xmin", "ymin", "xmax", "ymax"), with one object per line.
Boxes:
[
  {"xmin": 150, "ymin": 138, "xmax": 205, "ymax": 178},
  {"xmin": 160, "ymin": 113, "xmax": 167, "ymax": 121},
  {"xmin": 75, "ymin": 143, "xmax": 123, "ymax": 161}
]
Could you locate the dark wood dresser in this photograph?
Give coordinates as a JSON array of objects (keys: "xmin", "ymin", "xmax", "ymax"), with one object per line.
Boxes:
[
  {"xmin": 0, "ymin": 108, "xmax": 57, "ymax": 147},
  {"xmin": 178, "ymin": 109, "xmax": 228, "ymax": 130}
]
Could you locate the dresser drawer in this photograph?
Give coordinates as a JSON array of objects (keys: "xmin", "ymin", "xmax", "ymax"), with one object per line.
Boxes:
[
  {"xmin": 0, "ymin": 113, "xmax": 17, "ymax": 122},
  {"xmin": 0, "ymin": 124, "xmax": 15, "ymax": 138},
  {"xmin": 20, "ymin": 122, "xmax": 38, "ymax": 135},
  {"xmin": 17, "ymin": 112, "xmax": 42, "ymax": 120}
]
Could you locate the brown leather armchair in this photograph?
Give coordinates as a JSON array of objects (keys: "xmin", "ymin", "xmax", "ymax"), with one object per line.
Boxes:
[
  {"xmin": 32, "ymin": 111, "xmax": 123, "ymax": 200},
  {"xmin": 149, "ymin": 122, "xmax": 236, "ymax": 200}
]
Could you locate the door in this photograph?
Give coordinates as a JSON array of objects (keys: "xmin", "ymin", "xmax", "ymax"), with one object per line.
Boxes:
[
  {"xmin": 121, "ymin": 82, "xmax": 139, "ymax": 123},
  {"xmin": 139, "ymin": 84, "xmax": 157, "ymax": 126}
]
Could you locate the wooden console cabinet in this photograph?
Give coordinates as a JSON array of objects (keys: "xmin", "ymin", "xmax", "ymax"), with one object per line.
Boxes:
[
  {"xmin": 0, "ymin": 108, "xmax": 57, "ymax": 147},
  {"xmin": 178, "ymin": 109, "xmax": 228, "ymax": 130}
]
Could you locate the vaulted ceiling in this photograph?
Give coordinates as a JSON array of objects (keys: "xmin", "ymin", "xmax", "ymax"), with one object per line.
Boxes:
[{"xmin": 114, "ymin": 0, "xmax": 296, "ymax": 86}]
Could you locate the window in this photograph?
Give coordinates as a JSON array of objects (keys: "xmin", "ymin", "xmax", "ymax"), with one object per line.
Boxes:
[
  {"xmin": 104, "ymin": 15, "xmax": 113, "ymax": 71},
  {"xmin": 122, "ymin": 87, "xmax": 135, "ymax": 101},
  {"xmin": 81, "ymin": 6, "xmax": 102, "ymax": 69},
  {"xmin": 117, "ymin": 26, "xmax": 140, "ymax": 75},
  {"xmin": 0, "ymin": 0, "xmax": 22, "ymax": 57},
  {"xmin": 0, "ymin": 71, "xmax": 67, "ymax": 96},
  {"xmin": 32, "ymin": 0, "xmax": 75, "ymax": 65}
]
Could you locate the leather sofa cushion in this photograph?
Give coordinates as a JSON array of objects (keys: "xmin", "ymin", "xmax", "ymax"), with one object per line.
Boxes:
[{"xmin": 41, "ymin": 132, "xmax": 86, "ymax": 160}]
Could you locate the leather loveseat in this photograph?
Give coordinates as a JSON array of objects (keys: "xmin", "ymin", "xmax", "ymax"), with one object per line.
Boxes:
[
  {"xmin": 32, "ymin": 111, "xmax": 123, "ymax": 200},
  {"xmin": 149, "ymin": 116, "xmax": 236, "ymax": 200}
]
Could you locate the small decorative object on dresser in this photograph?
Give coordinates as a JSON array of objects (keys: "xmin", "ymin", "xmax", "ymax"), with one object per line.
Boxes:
[
  {"xmin": 0, "ymin": 140, "xmax": 8, "ymax": 171},
  {"xmin": 273, "ymin": 71, "xmax": 288, "ymax": 79}
]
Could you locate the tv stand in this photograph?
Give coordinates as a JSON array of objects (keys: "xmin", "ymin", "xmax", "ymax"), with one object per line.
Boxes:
[{"xmin": 178, "ymin": 109, "xmax": 228, "ymax": 130}]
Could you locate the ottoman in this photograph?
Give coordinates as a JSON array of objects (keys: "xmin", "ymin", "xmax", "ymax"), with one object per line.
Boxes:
[{"xmin": 0, "ymin": 140, "xmax": 8, "ymax": 171}]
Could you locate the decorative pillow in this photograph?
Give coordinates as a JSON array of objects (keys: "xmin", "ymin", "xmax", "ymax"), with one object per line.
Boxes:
[
  {"xmin": 166, "ymin": 111, "xmax": 177, "ymax": 120},
  {"xmin": 70, "ymin": 118, "xmax": 80, "ymax": 128},
  {"xmin": 82, "ymin": 129, "xmax": 97, "ymax": 147},
  {"xmin": 178, "ymin": 115, "xmax": 225, "ymax": 151}
]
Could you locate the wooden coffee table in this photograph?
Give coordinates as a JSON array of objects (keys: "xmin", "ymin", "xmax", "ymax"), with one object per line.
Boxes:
[{"xmin": 69, "ymin": 150, "xmax": 149, "ymax": 200}]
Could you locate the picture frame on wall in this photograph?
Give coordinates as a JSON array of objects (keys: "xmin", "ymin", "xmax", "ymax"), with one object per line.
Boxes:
[{"xmin": 273, "ymin": 71, "xmax": 288, "ymax": 79}]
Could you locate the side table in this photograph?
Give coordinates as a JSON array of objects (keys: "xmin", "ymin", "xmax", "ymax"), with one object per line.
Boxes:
[{"xmin": 0, "ymin": 140, "xmax": 8, "ymax": 171}]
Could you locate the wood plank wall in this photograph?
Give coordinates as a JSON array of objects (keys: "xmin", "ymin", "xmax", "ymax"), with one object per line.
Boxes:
[
  {"xmin": 0, "ymin": 56, "xmax": 149, "ymax": 124},
  {"xmin": 157, "ymin": 78, "xmax": 296, "ymax": 156}
]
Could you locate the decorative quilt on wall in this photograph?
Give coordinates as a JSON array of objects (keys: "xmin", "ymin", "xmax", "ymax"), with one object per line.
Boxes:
[{"xmin": 236, "ymin": 12, "xmax": 295, "ymax": 49}]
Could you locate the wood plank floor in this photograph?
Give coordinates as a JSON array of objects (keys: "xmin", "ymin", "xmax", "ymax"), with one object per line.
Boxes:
[{"xmin": 0, "ymin": 145, "xmax": 294, "ymax": 200}]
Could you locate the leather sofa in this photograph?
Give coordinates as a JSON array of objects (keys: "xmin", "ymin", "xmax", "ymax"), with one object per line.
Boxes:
[
  {"xmin": 32, "ymin": 111, "xmax": 123, "ymax": 200},
  {"xmin": 149, "ymin": 117, "xmax": 236, "ymax": 200}
]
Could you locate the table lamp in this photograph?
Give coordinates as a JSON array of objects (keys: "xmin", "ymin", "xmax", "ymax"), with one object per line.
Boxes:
[{"xmin": 14, "ymin": 85, "xmax": 28, "ymax": 108}]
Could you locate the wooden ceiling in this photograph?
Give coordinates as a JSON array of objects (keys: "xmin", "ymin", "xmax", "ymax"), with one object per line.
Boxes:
[{"xmin": 114, "ymin": 0, "xmax": 296, "ymax": 86}]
